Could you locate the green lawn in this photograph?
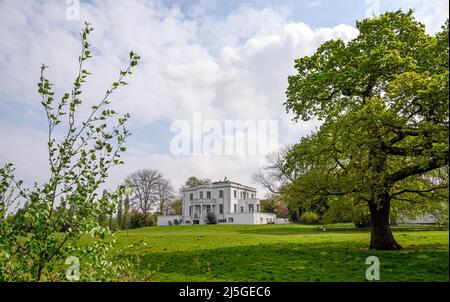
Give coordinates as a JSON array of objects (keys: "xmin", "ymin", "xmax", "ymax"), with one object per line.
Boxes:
[{"xmin": 110, "ymin": 224, "xmax": 449, "ymax": 282}]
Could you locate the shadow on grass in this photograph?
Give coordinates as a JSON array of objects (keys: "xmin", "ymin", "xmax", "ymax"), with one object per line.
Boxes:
[
  {"xmin": 234, "ymin": 225, "xmax": 448, "ymax": 236},
  {"xmin": 235, "ymin": 226, "xmax": 369, "ymax": 236},
  {"xmin": 119, "ymin": 240, "xmax": 449, "ymax": 282}
]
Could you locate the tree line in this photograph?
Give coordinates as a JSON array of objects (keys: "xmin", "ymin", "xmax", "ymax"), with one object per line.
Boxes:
[{"xmin": 98, "ymin": 169, "xmax": 183, "ymax": 230}]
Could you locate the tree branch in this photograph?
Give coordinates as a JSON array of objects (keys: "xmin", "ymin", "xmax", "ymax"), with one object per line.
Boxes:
[
  {"xmin": 387, "ymin": 153, "xmax": 449, "ymax": 184},
  {"xmin": 391, "ymin": 184, "xmax": 449, "ymax": 197}
]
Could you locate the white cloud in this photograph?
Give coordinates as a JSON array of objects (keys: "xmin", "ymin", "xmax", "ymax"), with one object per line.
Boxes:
[
  {"xmin": 387, "ymin": 0, "xmax": 449, "ymax": 34},
  {"xmin": 0, "ymin": 121, "xmax": 49, "ymax": 187}
]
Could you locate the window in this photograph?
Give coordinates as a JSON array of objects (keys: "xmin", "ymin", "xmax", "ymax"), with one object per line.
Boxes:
[
  {"xmin": 206, "ymin": 205, "xmax": 211, "ymax": 213},
  {"xmin": 233, "ymin": 204, "xmax": 236, "ymax": 213},
  {"xmin": 251, "ymin": 193, "xmax": 254, "ymax": 198},
  {"xmin": 219, "ymin": 190, "xmax": 223, "ymax": 198},
  {"xmin": 200, "ymin": 191, "xmax": 203, "ymax": 199},
  {"xmin": 190, "ymin": 193, "xmax": 193, "ymax": 201},
  {"xmin": 249, "ymin": 204, "xmax": 254, "ymax": 212},
  {"xmin": 233, "ymin": 190, "xmax": 237, "ymax": 198},
  {"xmin": 240, "ymin": 191, "xmax": 243, "ymax": 198},
  {"xmin": 206, "ymin": 191, "xmax": 211, "ymax": 199},
  {"xmin": 228, "ymin": 218, "xmax": 234, "ymax": 223},
  {"xmin": 219, "ymin": 204, "xmax": 223, "ymax": 214},
  {"xmin": 189, "ymin": 206, "xmax": 193, "ymax": 215},
  {"xmin": 241, "ymin": 206, "xmax": 244, "ymax": 213},
  {"xmin": 256, "ymin": 204, "xmax": 260, "ymax": 212}
]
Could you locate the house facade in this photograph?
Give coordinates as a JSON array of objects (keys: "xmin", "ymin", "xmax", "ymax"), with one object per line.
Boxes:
[{"xmin": 157, "ymin": 178, "xmax": 276, "ymax": 226}]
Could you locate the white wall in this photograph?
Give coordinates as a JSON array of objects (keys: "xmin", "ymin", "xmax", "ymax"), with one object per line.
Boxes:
[
  {"xmin": 157, "ymin": 215, "xmax": 182, "ymax": 226},
  {"xmin": 275, "ymin": 218, "xmax": 289, "ymax": 224},
  {"xmin": 225, "ymin": 213, "xmax": 276, "ymax": 225}
]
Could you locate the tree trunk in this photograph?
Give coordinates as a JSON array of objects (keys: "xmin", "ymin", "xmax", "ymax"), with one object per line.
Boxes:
[{"xmin": 368, "ymin": 194, "xmax": 402, "ymax": 250}]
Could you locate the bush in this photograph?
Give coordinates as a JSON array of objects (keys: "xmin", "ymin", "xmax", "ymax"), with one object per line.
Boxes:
[
  {"xmin": 354, "ymin": 214, "xmax": 371, "ymax": 228},
  {"xmin": 129, "ymin": 211, "xmax": 154, "ymax": 229},
  {"xmin": 276, "ymin": 212, "xmax": 286, "ymax": 218},
  {"xmin": 108, "ymin": 217, "xmax": 119, "ymax": 231},
  {"xmin": 321, "ymin": 208, "xmax": 353, "ymax": 225},
  {"xmin": 206, "ymin": 212, "xmax": 217, "ymax": 224},
  {"xmin": 299, "ymin": 212, "xmax": 320, "ymax": 225}
]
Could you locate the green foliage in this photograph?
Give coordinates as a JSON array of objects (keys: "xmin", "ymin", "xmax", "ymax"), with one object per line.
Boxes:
[
  {"xmin": 275, "ymin": 211, "xmax": 286, "ymax": 219},
  {"xmin": 121, "ymin": 193, "xmax": 131, "ymax": 230},
  {"xmin": 129, "ymin": 211, "xmax": 155, "ymax": 228},
  {"xmin": 168, "ymin": 198, "xmax": 183, "ymax": 215},
  {"xmin": 0, "ymin": 22, "xmax": 140, "ymax": 281},
  {"xmin": 260, "ymin": 195, "xmax": 281, "ymax": 213},
  {"xmin": 299, "ymin": 212, "xmax": 320, "ymax": 224},
  {"xmin": 284, "ymin": 11, "xmax": 449, "ymax": 249},
  {"xmin": 206, "ymin": 212, "xmax": 217, "ymax": 224},
  {"xmin": 319, "ymin": 196, "xmax": 369, "ymax": 227},
  {"xmin": 117, "ymin": 196, "xmax": 123, "ymax": 229}
]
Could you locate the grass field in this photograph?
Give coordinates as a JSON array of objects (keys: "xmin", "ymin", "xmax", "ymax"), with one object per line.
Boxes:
[{"xmin": 110, "ymin": 224, "xmax": 449, "ymax": 282}]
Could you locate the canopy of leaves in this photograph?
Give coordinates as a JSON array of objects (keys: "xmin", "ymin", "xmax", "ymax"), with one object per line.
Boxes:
[{"xmin": 284, "ymin": 11, "xmax": 448, "ymax": 216}]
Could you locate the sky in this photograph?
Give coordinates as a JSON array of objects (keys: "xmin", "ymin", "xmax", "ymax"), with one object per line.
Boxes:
[{"xmin": 0, "ymin": 0, "xmax": 448, "ymax": 197}]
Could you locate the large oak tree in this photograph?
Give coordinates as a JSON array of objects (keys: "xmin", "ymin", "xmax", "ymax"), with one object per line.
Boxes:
[{"xmin": 285, "ymin": 11, "xmax": 448, "ymax": 250}]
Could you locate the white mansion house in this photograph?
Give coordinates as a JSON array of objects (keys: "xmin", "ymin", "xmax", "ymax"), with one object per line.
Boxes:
[{"xmin": 157, "ymin": 178, "xmax": 276, "ymax": 226}]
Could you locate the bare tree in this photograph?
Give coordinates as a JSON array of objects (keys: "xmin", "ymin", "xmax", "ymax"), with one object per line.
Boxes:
[
  {"xmin": 252, "ymin": 146, "xmax": 297, "ymax": 194},
  {"xmin": 153, "ymin": 178, "xmax": 176, "ymax": 215},
  {"xmin": 125, "ymin": 169, "xmax": 162, "ymax": 214}
]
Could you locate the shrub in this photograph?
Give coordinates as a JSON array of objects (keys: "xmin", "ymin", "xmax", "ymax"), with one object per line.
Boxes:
[
  {"xmin": 129, "ymin": 211, "xmax": 154, "ymax": 228},
  {"xmin": 321, "ymin": 208, "xmax": 353, "ymax": 225},
  {"xmin": 206, "ymin": 212, "xmax": 217, "ymax": 224},
  {"xmin": 299, "ymin": 212, "xmax": 320, "ymax": 225},
  {"xmin": 354, "ymin": 214, "xmax": 371, "ymax": 228}
]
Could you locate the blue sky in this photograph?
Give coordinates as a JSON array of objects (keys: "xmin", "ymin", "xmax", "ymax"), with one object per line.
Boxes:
[
  {"xmin": 0, "ymin": 0, "xmax": 448, "ymax": 195},
  {"xmin": 170, "ymin": 0, "xmax": 371, "ymax": 26}
]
